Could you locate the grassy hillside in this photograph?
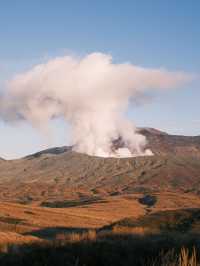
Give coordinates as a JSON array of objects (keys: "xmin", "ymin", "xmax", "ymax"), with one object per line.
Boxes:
[{"xmin": 0, "ymin": 153, "xmax": 199, "ymax": 203}]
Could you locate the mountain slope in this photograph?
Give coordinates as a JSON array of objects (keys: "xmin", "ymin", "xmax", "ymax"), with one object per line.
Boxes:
[{"xmin": 0, "ymin": 128, "xmax": 199, "ymax": 203}]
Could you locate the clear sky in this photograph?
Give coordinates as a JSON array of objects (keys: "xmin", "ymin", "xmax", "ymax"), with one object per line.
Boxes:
[{"xmin": 0, "ymin": 0, "xmax": 199, "ymax": 159}]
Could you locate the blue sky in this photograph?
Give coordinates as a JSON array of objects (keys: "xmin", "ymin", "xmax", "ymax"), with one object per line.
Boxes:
[{"xmin": 0, "ymin": 0, "xmax": 199, "ymax": 158}]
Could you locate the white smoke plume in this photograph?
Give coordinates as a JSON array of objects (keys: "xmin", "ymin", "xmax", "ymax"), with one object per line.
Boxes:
[{"xmin": 0, "ymin": 53, "xmax": 192, "ymax": 157}]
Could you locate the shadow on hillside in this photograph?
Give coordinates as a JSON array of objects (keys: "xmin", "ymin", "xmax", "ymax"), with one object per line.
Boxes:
[
  {"xmin": 1, "ymin": 229, "xmax": 200, "ymax": 266},
  {"xmin": 102, "ymin": 208, "xmax": 200, "ymax": 234},
  {"xmin": 23, "ymin": 226, "xmax": 89, "ymax": 240},
  {"xmin": 40, "ymin": 197, "xmax": 107, "ymax": 208},
  {"xmin": 23, "ymin": 208, "xmax": 200, "ymax": 241},
  {"xmin": 2, "ymin": 208, "xmax": 200, "ymax": 265}
]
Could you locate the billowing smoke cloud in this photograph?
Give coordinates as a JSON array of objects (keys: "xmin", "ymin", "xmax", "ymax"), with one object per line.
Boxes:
[{"xmin": 0, "ymin": 53, "xmax": 192, "ymax": 157}]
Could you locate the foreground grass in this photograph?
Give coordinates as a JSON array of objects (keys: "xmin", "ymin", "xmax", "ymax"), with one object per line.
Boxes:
[{"xmin": 0, "ymin": 228, "xmax": 199, "ymax": 265}]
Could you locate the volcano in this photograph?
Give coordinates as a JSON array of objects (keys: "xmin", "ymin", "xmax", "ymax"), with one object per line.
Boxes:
[{"xmin": 0, "ymin": 128, "xmax": 199, "ymax": 204}]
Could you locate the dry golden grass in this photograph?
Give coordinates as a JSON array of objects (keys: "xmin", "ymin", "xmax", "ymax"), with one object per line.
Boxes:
[
  {"xmin": 112, "ymin": 225, "xmax": 151, "ymax": 235},
  {"xmin": 0, "ymin": 191, "xmax": 199, "ymax": 249},
  {"xmin": 0, "ymin": 225, "xmax": 199, "ymax": 265},
  {"xmin": 152, "ymin": 192, "xmax": 200, "ymax": 213},
  {"xmin": 0, "ymin": 194, "xmax": 146, "ymax": 230},
  {"xmin": 0, "ymin": 232, "xmax": 41, "ymax": 253},
  {"xmin": 179, "ymin": 247, "xmax": 197, "ymax": 266},
  {"xmin": 56, "ymin": 229, "xmax": 97, "ymax": 243}
]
